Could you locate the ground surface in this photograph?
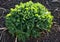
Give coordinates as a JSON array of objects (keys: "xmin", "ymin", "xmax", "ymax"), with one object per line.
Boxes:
[{"xmin": 0, "ymin": 0, "xmax": 60, "ymax": 42}]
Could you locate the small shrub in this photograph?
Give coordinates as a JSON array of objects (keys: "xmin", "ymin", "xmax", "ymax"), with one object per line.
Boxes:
[{"xmin": 5, "ymin": 1, "xmax": 53, "ymax": 42}]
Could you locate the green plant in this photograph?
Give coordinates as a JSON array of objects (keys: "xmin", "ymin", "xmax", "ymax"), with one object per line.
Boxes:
[{"xmin": 5, "ymin": 1, "xmax": 53, "ymax": 42}]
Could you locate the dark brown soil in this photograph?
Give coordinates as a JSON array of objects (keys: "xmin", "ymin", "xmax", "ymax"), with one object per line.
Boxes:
[{"xmin": 0, "ymin": 0, "xmax": 60, "ymax": 42}]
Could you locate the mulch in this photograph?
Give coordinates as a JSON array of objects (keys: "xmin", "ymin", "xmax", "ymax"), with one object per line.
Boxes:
[{"xmin": 0, "ymin": 0, "xmax": 60, "ymax": 42}]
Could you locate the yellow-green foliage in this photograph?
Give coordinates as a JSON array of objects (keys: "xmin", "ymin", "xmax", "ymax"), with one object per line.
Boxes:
[{"xmin": 5, "ymin": 1, "xmax": 53, "ymax": 42}]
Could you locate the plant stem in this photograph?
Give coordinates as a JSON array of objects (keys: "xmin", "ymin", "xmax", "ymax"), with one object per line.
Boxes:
[{"xmin": 15, "ymin": 36, "xmax": 17, "ymax": 42}]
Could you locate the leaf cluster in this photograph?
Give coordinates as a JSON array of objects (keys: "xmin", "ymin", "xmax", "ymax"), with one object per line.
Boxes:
[{"xmin": 5, "ymin": 1, "xmax": 53, "ymax": 42}]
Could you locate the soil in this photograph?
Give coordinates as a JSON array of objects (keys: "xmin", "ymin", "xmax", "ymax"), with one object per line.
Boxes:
[{"xmin": 0, "ymin": 0, "xmax": 60, "ymax": 42}]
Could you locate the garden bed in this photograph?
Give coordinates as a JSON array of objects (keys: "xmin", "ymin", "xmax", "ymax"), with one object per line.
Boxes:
[{"xmin": 0, "ymin": 0, "xmax": 60, "ymax": 42}]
